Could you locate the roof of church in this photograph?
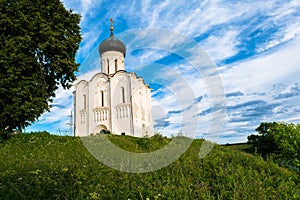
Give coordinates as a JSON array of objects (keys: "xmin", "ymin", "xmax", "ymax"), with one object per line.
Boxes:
[{"xmin": 99, "ymin": 19, "xmax": 126, "ymax": 56}]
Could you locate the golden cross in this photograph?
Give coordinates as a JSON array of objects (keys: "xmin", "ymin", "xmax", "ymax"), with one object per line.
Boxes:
[{"xmin": 110, "ymin": 18, "xmax": 114, "ymax": 31}]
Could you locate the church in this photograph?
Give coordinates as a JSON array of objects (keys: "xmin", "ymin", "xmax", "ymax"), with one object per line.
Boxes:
[{"xmin": 73, "ymin": 20, "xmax": 154, "ymax": 137}]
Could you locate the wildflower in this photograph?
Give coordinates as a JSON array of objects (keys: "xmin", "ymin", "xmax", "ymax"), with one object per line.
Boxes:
[
  {"xmin": 62, "ymin": 168, "xmax": 68, "ymax": 172},
  {"xmin": 89, "ymin": 192, "xmax": 101, "ymax": 199},
  {"xmin": 30, "ymin": 169, "xmax": 42, "ymax": 175}
]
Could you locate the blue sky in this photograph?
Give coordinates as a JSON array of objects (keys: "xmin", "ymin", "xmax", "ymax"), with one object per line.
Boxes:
[{"xmin": 27, "ymin": 0, "xmax": 300, "ymax": 144}]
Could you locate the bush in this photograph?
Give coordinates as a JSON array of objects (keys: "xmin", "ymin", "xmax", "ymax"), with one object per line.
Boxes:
[
  {"xmin": 248, "ymin": 122, "xmax": 300, "ymax": 169},
  {"xmin": 0, "ymin": 130, "xmax": 11, "ymax": 142}
]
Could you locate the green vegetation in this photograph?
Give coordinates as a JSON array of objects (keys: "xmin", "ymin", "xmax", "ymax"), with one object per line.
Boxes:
[
  {"xmin": 248, "ymin": 122, "xmax": 300, "ymax": 169},
  {"xmin": 1, "ymin": 132, "xmax": 299, "ymax": 199},
  {"xmin": 0, "ymin": 0, "xmax": 81, "ymax": 139}
]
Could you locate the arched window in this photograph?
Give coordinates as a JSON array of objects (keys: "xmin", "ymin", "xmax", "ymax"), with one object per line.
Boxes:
[
  {"xmin": 142, "ymin": 124, "xmax": 146, "ymax": 137},
  {"xmin": 100, "ymin": 91, "xmax": 104, "ymax": 107},
  {"xmin": 107, "ymin": 59, "xmax": 110, "ymax": 74},
  {"xmin": 122, "ymin": 107, "xmax": 125, "ymax": 118},
  {"xmin": 121, "ymin": 87, "xmax": 125, "ymax": 103},
  {"xmin": 83, "ymin": 94, "xmax": 86, "ymax": 110},
  {"xmin": 115, "ymin": 59, "xmax": 118, "ymax": 72}
]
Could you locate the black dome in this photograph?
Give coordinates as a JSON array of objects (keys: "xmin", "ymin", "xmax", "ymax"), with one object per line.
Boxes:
[{"xmin": 99, "ymin": 33, "xmax": 126, "ymax": 56}]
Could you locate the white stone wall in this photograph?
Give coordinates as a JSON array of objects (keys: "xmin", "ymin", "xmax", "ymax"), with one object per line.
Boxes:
[
  {"xmin": 74, "ymin": 71, "xmax": 154, "ymax": 137},
  {"xmin": 130, "ymin": 73, "xmax": 154, "ymax": 137},
  {"xmin": 110, "ymin": 71, "xmax": 132, "ymax": 135},
  {"xmin": 88, "ymin": 74, "xmax": 110, "ymax": 135},
  {"xmin": 74, "ymin": 81, "xmax": 89, "ymax": 136}
]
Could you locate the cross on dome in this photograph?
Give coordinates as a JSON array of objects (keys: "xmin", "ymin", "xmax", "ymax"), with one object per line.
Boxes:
[
  {"xmin": 110, "ymin": 18, "xmax": 114, "ymax": 35},
  {"xmin": 98, "ymin": 18, "xmax": 126, "ymax": 56}
]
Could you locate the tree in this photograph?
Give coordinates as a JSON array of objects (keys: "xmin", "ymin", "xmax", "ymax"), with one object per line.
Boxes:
[
  {"xmin": 248, "ymin": 122, "xmax": 300, "ymax": 169},
  {"xmin": 270, "ymin": 123, "xmax": 300, "ymax": 168},
  {"xmin": 252, "ymin": 122, "xmax": 279, "ymax": 154},
  {"xmin": 0, "ymin": 0, "xmax": 81, "ymax": 139}
]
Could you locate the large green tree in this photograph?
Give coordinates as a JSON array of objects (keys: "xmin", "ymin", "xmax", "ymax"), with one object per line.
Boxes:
[
  {"xmin": 248, "ymin": 122, "xmax": 300, "ymax": 169},
  {"xmin": 0, "ymin": 0, "xmax": 81, "ymax": 139}
]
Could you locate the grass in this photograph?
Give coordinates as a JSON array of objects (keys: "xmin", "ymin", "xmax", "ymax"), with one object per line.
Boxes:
[{"xmin": 0, "ymin": 132, "xmax": 299, "ymax": 199}]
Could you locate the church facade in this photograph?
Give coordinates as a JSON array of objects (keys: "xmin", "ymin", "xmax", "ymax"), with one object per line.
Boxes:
[{"xmin": 73, "ymin": 21, "xmax": 153, "ymax": 137}]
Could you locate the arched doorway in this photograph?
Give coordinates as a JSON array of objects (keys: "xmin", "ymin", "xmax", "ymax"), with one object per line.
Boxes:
[{"xmin": 93, "ymin": 125, "xmax": 108, "ymax": 135}]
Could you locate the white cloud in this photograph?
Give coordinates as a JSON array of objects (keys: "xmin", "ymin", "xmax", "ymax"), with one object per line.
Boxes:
[
  {"xmin": 201, "ymin": 30, "xmax": 240, "ymax": 64},
  {"xmin": 126, "ymin": 50, "xmax": 170, "ymax": 71},
  {"xmin": 37, "ymin": 87, "xmax": 73, "ymax": 124},
  {"xmin": 75, "ymin": 69, "xmax": 100, "ymax": 83},
  {"xmin": 222, "ymin": 35, "xmax": 300, "ymax": 91}
]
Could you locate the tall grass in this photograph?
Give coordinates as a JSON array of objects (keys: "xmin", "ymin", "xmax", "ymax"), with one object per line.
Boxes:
[{"xmin": 0, "ymin": 132, "xmax": 299, "ymax": 199}]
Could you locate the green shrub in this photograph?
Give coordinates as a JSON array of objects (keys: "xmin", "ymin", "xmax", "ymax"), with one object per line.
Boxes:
[{"xmin": 248, "ymin": 122, "xmax": 300, "ymax": 170}]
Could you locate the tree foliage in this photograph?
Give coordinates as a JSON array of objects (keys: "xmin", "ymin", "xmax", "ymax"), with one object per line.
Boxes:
[
  {"xmin": 248, "ymin": 122, "xmax": 300, "ymax": 169},
  {"xmin": 0, "ymin": 0, "xmax": 81, "ymax": 138}
]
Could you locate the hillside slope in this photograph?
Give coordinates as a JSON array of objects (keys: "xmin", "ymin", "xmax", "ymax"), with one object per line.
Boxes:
[{"xmin": 0, "ymin": 132, "xmax": 299, "ymax": 199}]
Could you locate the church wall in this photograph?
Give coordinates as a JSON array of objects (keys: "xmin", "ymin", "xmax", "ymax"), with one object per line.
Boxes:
[
  {"xmin": 88, "ymin": 74, "xmax": 110, "ymax": 135},
  {"xmin": 110, "ymin": 72, "xmax": 132, "ymax": 135},
  {"xmin": 74, "ymin": 72, "xmax": 153, "ymax": 137},
  {"xmin": 142, "ymin": 86, "xmax": 154, "ymax": 136},
  {"xmin": 130, "ymin": 73, "xmax": 154, "ymax": 137},
  {"xmin": 74, "ymin": 81, "xmax": 89, "ymax": 136}
]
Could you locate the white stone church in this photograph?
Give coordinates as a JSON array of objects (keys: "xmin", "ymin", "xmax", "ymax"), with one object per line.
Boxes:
[{"xmin": 73, "ymin": 20, "xmax": 154, "ymax": 137}]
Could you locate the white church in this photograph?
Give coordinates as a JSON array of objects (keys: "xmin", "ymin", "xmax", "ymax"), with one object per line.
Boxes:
[{"xmin": 73, "ymin": 20, "xmax": 154, "ymax": 137}]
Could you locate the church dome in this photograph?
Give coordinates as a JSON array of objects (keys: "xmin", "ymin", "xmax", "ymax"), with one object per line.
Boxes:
[
  {"xmin": 99, "ymin": 20, "xmax": 126, "ymax": 57},
  {"xmin": 99, "ymin": 34, "xmax": 126, "ymax": 56}
]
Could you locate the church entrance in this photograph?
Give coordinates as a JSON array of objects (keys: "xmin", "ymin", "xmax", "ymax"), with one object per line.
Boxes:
[{"xmin": 93, "ymin": 125, "xmax": 108, "ymax": 135}]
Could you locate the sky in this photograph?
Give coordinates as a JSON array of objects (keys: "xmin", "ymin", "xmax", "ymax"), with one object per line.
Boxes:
[{"xmin": 27, "ymin": 0, "xmax": 300, "ymax": 144}]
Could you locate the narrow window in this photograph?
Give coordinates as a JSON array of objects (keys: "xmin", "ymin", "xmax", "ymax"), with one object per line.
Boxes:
[
  {"xmin": 107, "ymin": 59, "xmax": 110, "ymax": 74},
  {"xmin": 101, "ymin": 91, "xmax": 104, "ymax": 107},
  {"xmin": 121, "ymin": 87, "xmax": 125, "ymax": 103},
  {"xmin": 115, "ymin": 59, "xmax": 118, "ymax": 72},
  {"xmin": 83, "ymin": 95, "xmax": 86, "ymax": 110},
  {"xmin": 142, "ymin": 124, "xmax": 146, "ymax": 136}
]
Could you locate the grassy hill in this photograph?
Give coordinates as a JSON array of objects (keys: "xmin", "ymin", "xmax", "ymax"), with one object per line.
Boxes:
[{"xmin": 0, "ymin": 132, "xmax": 299, "ymax": 199}]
